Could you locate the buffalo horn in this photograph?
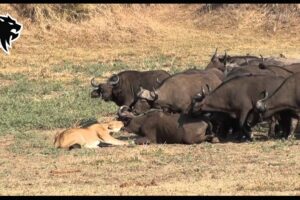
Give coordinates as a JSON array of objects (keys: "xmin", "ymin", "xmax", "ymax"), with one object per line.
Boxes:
[
  {"xmin": 206, "ymin": 84, "xmax": 211, "ymax": 93},
  {"xmin": 150, "ymin": 87, "xmax": 158, "ymax": 100},
  {"xmin": 211, "ymin": 48, "xmax": 218, "ymax": 61},
  {"xmin": 260, "ymin": 54, "xmax": 264, "ymax": 62},
  {"xmin": 202, "ymin": 86, "xmax": 206, "ymax": 96},
  {"xmin": 156, "ymin": 77, "xmax": 161, "ymax": 84},
  {"xmin": 153, "ymin": 87, "xmax": 158, "ymax": 95},
  {"xmin": 137, "ymin": 86, "xmax": 145, "ymax": 97},
  {"xmin": 262, "ymin": 91, "xmax": 269, "ymax": 101},
  {"xmin": 91, "ymin": 78, "xmax": 99, "ymax": 88},
  {"xmin": 214, "ymin": 48, "xmax": 218, "ymax": 56},
  {"xmin": 118, "ymin": 105, "xmax": 130, "ymax": 117},
  {"xmin": 223, "ymin": 50, "xmax": 228, "ymax": 65}
]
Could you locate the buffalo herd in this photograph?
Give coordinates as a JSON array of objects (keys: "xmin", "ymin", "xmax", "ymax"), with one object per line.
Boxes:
[{"xmin": 90, "ymin": 49, "xmax": 300, "ymax": 145}]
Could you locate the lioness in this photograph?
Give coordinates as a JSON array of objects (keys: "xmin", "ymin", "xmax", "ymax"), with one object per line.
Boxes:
[{"xmin": 54, "ymin": 120, "xmax": 128, "ymax": 150}]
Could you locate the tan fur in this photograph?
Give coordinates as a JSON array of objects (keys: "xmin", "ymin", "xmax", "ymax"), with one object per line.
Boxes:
[{"xmin": 54, "ymin": 121, "xmax": 129, "ymax": 149}]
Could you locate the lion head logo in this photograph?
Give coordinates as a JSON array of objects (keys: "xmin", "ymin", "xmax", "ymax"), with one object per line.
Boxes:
[{"xmin": 0, "ymin": 14, "xmax": 23, "ymax": 54}]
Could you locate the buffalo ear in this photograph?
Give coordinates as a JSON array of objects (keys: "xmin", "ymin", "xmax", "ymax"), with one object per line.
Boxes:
[
  {"xmin": 259, "ymin": 90, "xmax": 269, "ymax": 100},
  {"xmin": 193, "ymin": 93, "xmax": 204, "ymax": 101},
  {"xmin": 263, "ymin": 91, "xmax": 269, "ymax": 99},
  {"xmin": 109, "ymin": 74, "xmax": 120, "ymax": 86},
  {"xmin": 138, "ymin": 88, "xmax": 155, "ymax": 101}
]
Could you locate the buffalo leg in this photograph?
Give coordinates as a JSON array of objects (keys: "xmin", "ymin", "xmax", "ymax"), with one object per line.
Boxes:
[
  {"xmin": 182, "ymin": 131, "xmax": 219, "ymax": 144},
  {"xmin": 243, "ymin": 125, "xmax": 253, "ymax": 141},
  {"xmin": 237, "ymin": 110, "xmax": 253, "ymax": 141},
  {"xmin": 274, "ymin": 114, "xmax": 283, "ymax": 138},
  {"xmin": 268, "ymin": 116, "xmax": 276, "ymax": 139},
  {"xmin": 230, "ymin": 119, "xmax": 241, "ymax": 139},
  {"xmin": 287, "ymin": 117, "xmax": 298, "ymax": 140},
  {"xmin": 216, "ymin": 120, "xmax": 230, "ymax": 140},
  {"xmin": 134, "ymin": 137, "xmax": 151, "ymax": 145},
  {"xmin": 281, "ymin": 115, "xmax": 292, "ymax": 139},
  {"xmin": 204, "ymin": 119, "xmax": 219, "ymax": 142}
]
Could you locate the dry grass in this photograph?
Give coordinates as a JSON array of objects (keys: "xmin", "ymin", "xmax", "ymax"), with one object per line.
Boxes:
[
  {"xmin": 0, "ymin": 4, "xmax": 299, "ymax": 73},
  {"xmin": 0, "ymin": 132, "xmax": 299, "ymax": 195},
  {"xmin": 0, "ymin": 4, "xmax": 299, "ymax": 195}
]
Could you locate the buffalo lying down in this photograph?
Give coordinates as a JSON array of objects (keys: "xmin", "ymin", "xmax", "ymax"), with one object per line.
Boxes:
[
  {"xmin": 118, "ymin": 106, "xmax": 218, "ymax": 144},
  {"xmin": 91, "ymin": 70, "xmax": 170, "ymax": 107}
]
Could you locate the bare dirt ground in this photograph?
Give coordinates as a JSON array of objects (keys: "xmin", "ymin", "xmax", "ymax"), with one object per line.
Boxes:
[{"xmin": 0, "ymin": 4, "xmax": 299, "ymax": 195}]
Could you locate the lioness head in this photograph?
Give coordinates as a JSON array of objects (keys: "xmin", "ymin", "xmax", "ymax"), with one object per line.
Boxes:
[{"xmin": 105, "ymin": 120, "xmax": 124, "ymax": 132}]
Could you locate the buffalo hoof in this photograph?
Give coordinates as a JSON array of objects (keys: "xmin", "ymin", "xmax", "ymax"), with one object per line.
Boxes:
[
  {"xmin": 134, "ymin": 137, "xmax": 151, "ymax": 145},
  {"xmin": 286, "ymin": 135, "xmax": 296, "ymax": 141},
  {"xmin": 267, "ymin": 135, "xmax": 276, "ymax": 140},
  {"xmin": 235, "ymin": 135, "xmax": 252, "ymax": 143},
  {"xmin": 211, "ymin": 137, "xmax": 220, "ymax": 143}
]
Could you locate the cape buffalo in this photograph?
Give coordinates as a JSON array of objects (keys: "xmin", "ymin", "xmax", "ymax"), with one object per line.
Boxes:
[
  {"xmin": 191, "ymin": 74, "xmax": 286, "ymax": 141},
  {"xmin": 118, "ymin": 106, "xmax": 217, "ymax": 144},
  {"xmin": 256, "ymin": 72, "xmax": 300, "ymax": 139},
  {"xmin": 90, "ymin": 70, "xmax": 170, "ymax": 108},
  {"xmin": 205, "ymin": 48, "xmax": 262, "ymax": 72},
  {"xmin": 224, "ymin": 63, "xmax": 297, "ymax": 81},
  {"xmin": 206, "ymin": 48, "xmax": 299, "ymax": 74},
  {"xmin": 189, "ymin": 94, "xmax": 240, "ymax": 141},
  {"xmin": 137, "ymin": 68, "xmax": 223, "ymax": 114}
]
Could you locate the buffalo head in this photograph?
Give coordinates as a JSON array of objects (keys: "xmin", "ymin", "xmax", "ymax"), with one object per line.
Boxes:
[
  {"xmin": 90, "ymin": 74, "xmax": 120, "ymax": 101},
  {"xmin": 205, "ymin": 48, "xmax": 228, "ymax": 72},
  {"xmin": 117, "ymin": 105, "xmax": 137, "ymax": 132},
  {"xmin": 131, "ymin": 98, "xmax": 152, "ymax": 115}
]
